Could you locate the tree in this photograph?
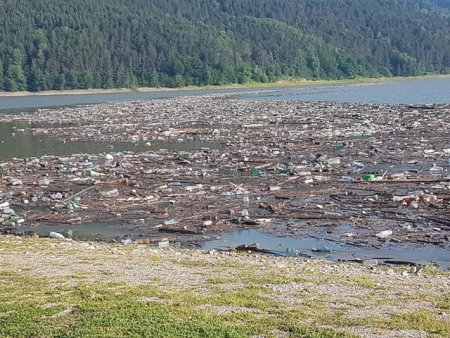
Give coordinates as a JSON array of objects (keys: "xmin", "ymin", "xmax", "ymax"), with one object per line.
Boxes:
[
  {"xmin": 0, "ymin": 61, "xmax": 4, "ymax": 90},
  {"xmin": 5, "ymin": 64, "xmax": 27, "ymax": 91},
  {"xmin": 0, "ymin": 0, "xmax": 448, "ymax": 91}
]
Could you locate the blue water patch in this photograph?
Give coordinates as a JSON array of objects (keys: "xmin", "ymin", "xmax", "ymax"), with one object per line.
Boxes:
[
  {"xmin": 240, "ymin": 78, "xmax": 450, "ymax": 104},
  {"xmin": 202, "ymin": 229, "xmax": 450, "ymax": 270}
]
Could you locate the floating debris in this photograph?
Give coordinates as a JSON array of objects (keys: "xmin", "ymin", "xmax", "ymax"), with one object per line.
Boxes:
[{"xmin": 0, "ymin": 95, "xmax": 448, "ymax": 254}]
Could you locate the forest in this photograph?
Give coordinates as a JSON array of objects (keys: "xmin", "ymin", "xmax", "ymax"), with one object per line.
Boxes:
[{"xmin": 0, "ymin": 0, "xmax": 449, "ymax": 91}]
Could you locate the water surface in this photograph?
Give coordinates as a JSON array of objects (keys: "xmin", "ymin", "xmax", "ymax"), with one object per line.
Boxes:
[
  {"xmin": 0, "ymin": 122, "xmax": 224, "ymax": 160},
  {"xmin": 1, "ymin": 77, "xmax": 449, "ymax": 268},
  {"xmin": 1, "ymin": 78, "xmax": 449, "ymax": 111},
  {"xmin": 241, "ymin": 78, "xmax": 450, "ymax": 104},
  {"xmin": 202, "ymin": 229, "xmax": 450, "ymax": 269},
  {"xmin": 0, "ymin": 88, "xmax": 245, "ymax": 110}
]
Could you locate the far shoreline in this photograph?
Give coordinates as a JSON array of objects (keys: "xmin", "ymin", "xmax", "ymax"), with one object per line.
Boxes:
[{"xmin": 0, "ymin": 73, "xmax": 449, "ymax": 98}]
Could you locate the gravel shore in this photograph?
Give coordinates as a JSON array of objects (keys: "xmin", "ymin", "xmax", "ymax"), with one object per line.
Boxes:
[{"xmin": 0, "ymin": 235, "xmax": 448, "ymax": 337}]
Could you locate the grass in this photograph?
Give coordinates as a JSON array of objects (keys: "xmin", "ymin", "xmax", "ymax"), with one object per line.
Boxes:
[
  {"xmin": 351, "ymin": 276, "xmax": 383, "ymax": 290},
  {"xmin": 0, "ymin": 236, "xmax": 449, "ymax": 337},
  {"xmin": 436, "ymin": 295, "xmax": 450, "ymax": 311},
  {"xmin": 208, "ymin": 270, "xmax": 312, "ymax": 286},
  {"xmin": 390, "ymin": 311, "xmax": 450, "ymax": 335},
  {"xmin": 0, "ymin": 271, "xmax": 350, "ymax": 338}
]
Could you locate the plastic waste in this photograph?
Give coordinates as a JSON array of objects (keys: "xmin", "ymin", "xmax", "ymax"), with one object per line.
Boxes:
[
  {"xmin": 163, "ymin": 219, "xmax": 178, "ymax": 226},
  {"xmin": 286, "ymin": 248, "xmax": 297, "ymax": 256},
  {"xmin": 376, "ymin": 230, "xmax": 392, "ymax": 239},
  {"xmin": 335, "ymin": 141, "xmax": 347, "ymax": 148},
  {"xmin": 121, "ymin": 238, "xmax": 135, "ymax": 245},
  {"xmin": 65, "ymin": 198, "xmax": 80, "ymax": 208},
  {"xmin": 178, "ymin": 151, "xmax": 191, "ymax": 159},
  {"xmin": 362, "ymin": 174, "xmax": 376, "ymax": 181},
  {"xmin": 101, "ymin": 189, "xmax": 119, "ymax": 198},
  {"xmin": 202, "ymin": 220, "xmax": 213, "ymax": 227},
  {"xmin": 49, "ymin": 232, "xmax": 65, "ymax": 239},
  {"xmin": 158, "ymin": 240, "xmax": 170, "ymax": 247},
  {"xmin": 185, "ymin": 184, "xmax": 203, "ymax": 192},
  {"xmin": 352, "ymin": 161, "xmax": 365, "ymax": 169},
  {"xmin": 220, "ymin": 191, "xmax": 234, "ymax": 197},
  {"xmin": 8, "ymin": 215, "xmax": 20, "ymax": 222},
  {"xmin": 392, "ymin": 195, "xmax": 418, "ymax": 203},
  {"xmin": 50, "ymin": 192, "xmax": 63, "ymax": 200},
  {"xmin": 326, "ymin": 158, "xmax": 341, "ymax": 166},
  {"xmin": 312, "ymin": 246, "xmax": 332, "ymax": 253},
  {"xmin": 429, "ymin": 164, "xmax": 443, "ymax": 175},
  {"xmin": 363, "ymin": 259, "xmax": 379, "ymax": 266},
  {"xmin": 38, "ymin": 178, "xmax": 51, "ymax": 186},
  {"xmin": 243, "ymin": 196, "xmax": 249, "ymax": 208}
]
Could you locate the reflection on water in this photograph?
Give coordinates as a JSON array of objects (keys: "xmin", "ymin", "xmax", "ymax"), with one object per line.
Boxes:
[
  {"xmin": 0, "ymin": 78, "xmax": 449, "ymax": 111},
  {"xmin": 0, "ymin": 122, "xmax": 145, "ymax": 160},
  {"xmin": 202, "ymin": 229, "xmax": 450, "ymax": 270},
  {"xmin": 241, "ymin": 78, "xmax": 450, "ymax": 104},
  {"xmin": 10, "ymin": 223, "xmax": 449, "ymax": 269},
  {"xmin": 0, "ymin": 122, "xmax": 224, "ymax": 160},
  {"xmin": 15, "ymin": 222, "xmax": 130, "ymax": 241},
  {"xmin": 0, "ymin": 88, "xmax": 247, "ymax": 110}
]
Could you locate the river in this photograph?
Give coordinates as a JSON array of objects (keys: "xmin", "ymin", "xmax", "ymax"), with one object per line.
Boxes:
[
  {"xmin": 242, "ymin": 77, "xmax": 450, "ymax": 104},
  {"xmin": 0, "ymin": 77, "xmax": 449, "ymax": 111},
  {"xmin": 1, "ymin": 77, "xmax": 449, "ymax": 268},
  {"xmin": 1, "ymin": 77, "xmax": 449, "ymax": 160}
]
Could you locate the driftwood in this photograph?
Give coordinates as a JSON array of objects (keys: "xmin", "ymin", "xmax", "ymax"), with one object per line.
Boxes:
[
  {"xmin": 234, "ymin": 244, "xmax": 277, "ymax": 254},
  {"xmin": 382, "ymin": 260, "xmax": 420, "ymax": 267},
  {"xmin": 158, "ymin": 227, "xmax": 203, "ymax": 235},
  {"xmin": 351, "ymin": 177, "xmax": 450, "ymax": 184},
  {"xmin": 272, "ymin": 187, "xmax": 342, "ymax": 198},
  {"xmin": 421, "ymin": 216, "xmax": 450, "ymax": 228},
  {"xmin": 62, "ymin": 185, "xmax": 96, "ymax": 203},
  {"xmin": 135, "ymin": 236, "xmax": 179, "ymax": 244},
  {"xmin": 274, "ymin": 213, "xmax": 346, "ymax": 220}
]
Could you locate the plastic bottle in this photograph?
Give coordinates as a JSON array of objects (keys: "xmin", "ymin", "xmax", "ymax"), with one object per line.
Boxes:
[
  {"xmin": 243, "ymin": 196, "xmax": 249, "ymax": 208},
  {"xmin": 352, "ymin": 161, "xmax": 365, "ymax": 169}
]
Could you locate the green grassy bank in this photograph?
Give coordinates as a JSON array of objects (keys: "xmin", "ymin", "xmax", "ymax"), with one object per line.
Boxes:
[{"xmin": 0, "ymin": 236, "xmax": 449, "ymax": 337}]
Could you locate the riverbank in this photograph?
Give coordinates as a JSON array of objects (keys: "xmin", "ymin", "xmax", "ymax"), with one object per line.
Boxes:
[
  {"xmin": 0, "ymin": 74, "xmax": 449, "ymax": 98},
  {"xmin": 0, "ymin": 235, "xmax": 448, "ymax": 337}
]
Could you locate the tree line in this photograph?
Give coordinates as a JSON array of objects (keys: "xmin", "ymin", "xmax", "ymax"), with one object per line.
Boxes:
[{"xmin": 0, "ymin": 0, "xmax": 449, "ymax": 91}]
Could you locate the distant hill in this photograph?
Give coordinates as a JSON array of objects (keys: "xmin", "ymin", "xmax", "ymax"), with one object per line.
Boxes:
[{"xmin": 0, "ymin": 0, "xmax": 449, "ymax": 91}]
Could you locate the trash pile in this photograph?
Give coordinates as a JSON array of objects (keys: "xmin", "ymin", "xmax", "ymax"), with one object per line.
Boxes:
[{"xmin": 0, "ymin": 95, "xmax": 449, "ymax": 249}]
